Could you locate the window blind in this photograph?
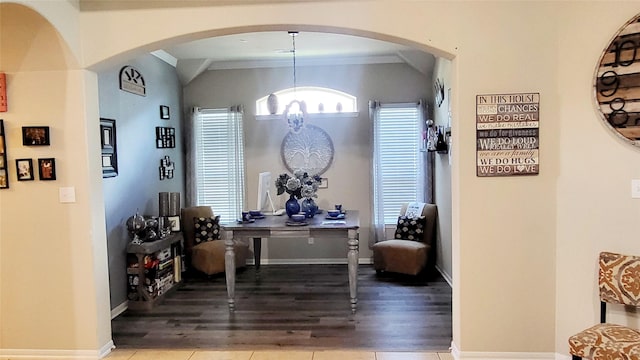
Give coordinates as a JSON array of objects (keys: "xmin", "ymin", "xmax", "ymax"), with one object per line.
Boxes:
[
  {"xmin": 193, "ymin": 107, "xmax": 245, "ymax": 224},
  {"xmin": 374, "ymin": 103, "xmax": 425, "ymax": 224}
]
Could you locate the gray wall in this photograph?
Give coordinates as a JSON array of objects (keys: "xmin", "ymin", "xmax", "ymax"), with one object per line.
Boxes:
[
  {"xmin": 98, "ymin": 54, "xmax": 185, "ymax": 310},
  {"xmin": 432, "ymin": 57, "xmax": 453, "ymax": 284},
  {"xmin": 184, "ymin": 63, "xmax": 431, "ymax": 263}
]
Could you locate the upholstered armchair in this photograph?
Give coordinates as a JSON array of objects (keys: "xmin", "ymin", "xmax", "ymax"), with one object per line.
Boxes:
[
  {"xmin": 372, "ymin": 203, "xmax": 437, "ymax": 276},
  {"xmin": 181, "ymin": 206, "xmax": 249, "ymax": 276}
]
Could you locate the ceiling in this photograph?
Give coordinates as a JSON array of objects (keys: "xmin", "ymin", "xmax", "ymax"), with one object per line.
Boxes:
[{"xmin": 153, "ymin": 31, "xmax": 436, "ymax": 84}]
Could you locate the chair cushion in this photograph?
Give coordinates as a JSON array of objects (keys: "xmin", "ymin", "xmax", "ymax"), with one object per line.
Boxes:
[
  {"xmin": 372, "ymin": 240, "xmax": 429, "ymax": 276},
  {"xmin": 191, "ymin": 240, "xmax": 249, "ymax": 275},
  {"xmin": 569, "ymin": 323, "xmax": 640, "ymax": 360},
  {"xmin": 193, "ymin": 216, "xmax": 221, "ymax": 244},
  {"xmin": 394, "ymin": 216, "xmax": 426, "ymax": 241}
]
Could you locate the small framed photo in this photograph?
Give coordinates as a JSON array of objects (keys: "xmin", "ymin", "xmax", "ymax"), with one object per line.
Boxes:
[
  {"xmin": 38, "ymin": 158, "xmax": 56, "ymax": 180},
  {"xmin": 16, "ymin": 158, "xmax": 34, "ymax": 181},
  {"xmin": 167, "ymin": 215, "xmax": 181, "ymax": 232},
  {"xmin": 318, "ymin": 177, "xmax": 328, "ymax": 189},
  {"xmin": 160, "ymin": 105, "xmax": 170, "ymax": 120},
  {"xmin": 0, "ymin": 169, "xmax": 7, "ymax": 189},
  {"xmin": 22, "ymin": 126, "xmax": 50, "ymax": 146},
  {"xmin": 100, "ymin": 118, "xmax": 118, "ymax": 178}
]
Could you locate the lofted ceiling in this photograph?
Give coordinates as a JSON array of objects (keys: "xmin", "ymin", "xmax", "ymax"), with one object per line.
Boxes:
[{"xmin": 151, "ymin": 31, "xmax": 435, "ymax": 85}]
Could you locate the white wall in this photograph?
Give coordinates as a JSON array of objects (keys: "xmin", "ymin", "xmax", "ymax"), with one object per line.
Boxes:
[
  {"xmin": 184, "ymin": 63, "xmax": 430, "ymax": 262},
  {"xmin": 0, "ymin": 1, "xmax": 112, "ymax": 355},
  {"xmin": 4, "ymin": 1, "xmax": 640, "ymax": 358}
]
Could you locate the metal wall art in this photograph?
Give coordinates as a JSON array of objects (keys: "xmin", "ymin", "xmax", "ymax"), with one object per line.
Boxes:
[
  {"xmin": 119, "ymin": 65, "xmax": 146, "ymax": 96},
  {"xmin": 281, "ymin": 124, "xmax": 334, "ymax": 176},
  {"xmin": 159, "ymin": 155, "xmax": 174, "ymax": 180},
  {"xmin": 594, "ymin": 13, "xmax": 640, "ymax": 146}
]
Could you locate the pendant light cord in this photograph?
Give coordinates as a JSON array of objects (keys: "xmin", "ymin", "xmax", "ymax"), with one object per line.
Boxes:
[{"xmin": 289, "ymin": 31, "xmax": 298, "ymax": 98}]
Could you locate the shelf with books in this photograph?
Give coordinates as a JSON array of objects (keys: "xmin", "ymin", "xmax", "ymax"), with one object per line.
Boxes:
[{"xmin": 126, "ymin": 232, "xmax": 183, "ymax": 311}]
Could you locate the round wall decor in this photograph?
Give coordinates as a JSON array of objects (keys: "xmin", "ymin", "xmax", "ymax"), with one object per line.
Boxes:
[
  {"xmin": 281, "ymin": 124, "xmax": 334, "ymax": 176},
  {"xmin": 595, "ymin": 14, "xmax": 640, "ymax": 146}
]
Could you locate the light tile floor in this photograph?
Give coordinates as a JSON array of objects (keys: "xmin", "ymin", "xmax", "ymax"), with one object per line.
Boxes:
[{"xmin": 105, "ymin": 349, "xmax": 453, "ymax": 360}]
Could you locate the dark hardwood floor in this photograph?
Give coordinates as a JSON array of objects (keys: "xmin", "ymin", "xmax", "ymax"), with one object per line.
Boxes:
[{"xmin": 111, "ymin": 264, "xmax": 452, "ymax": 351}]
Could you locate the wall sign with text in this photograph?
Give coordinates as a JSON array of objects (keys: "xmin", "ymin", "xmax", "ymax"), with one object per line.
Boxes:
[{"xmin": 476, "ymin": 92, "xmax": 540, "ymax": 177}]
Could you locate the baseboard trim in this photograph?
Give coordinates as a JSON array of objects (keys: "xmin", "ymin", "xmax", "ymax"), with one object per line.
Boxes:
[
  {"xmin": 435, "ymin": 264, "xmax": 452, "ymax": 286},
  {"xmin": 451, "ymin": 342, "xmax": 556, "ymax": 360},
  {"xmin": 111, "ymin": 300, "xmax": 128, "ymax": 319},
  {"xmin": 99, "ymin": 340, "xmax": 115, "ymax": 358},
  {"xmin": 0, "ymin": 343, "xmax": 113, "ymax": 360},
  {"xmin": 246, "ymin": 258, "xmax": 374, "ymax": 265}
]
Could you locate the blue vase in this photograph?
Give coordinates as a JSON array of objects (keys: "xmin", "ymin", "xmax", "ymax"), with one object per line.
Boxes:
[
  {"xmin": 301, "ymin": 198, "xmax": 318, "ymax": 218},
  {"xmin": 285, "ymin": 194, "xmax": 300, "ymax": 218}
]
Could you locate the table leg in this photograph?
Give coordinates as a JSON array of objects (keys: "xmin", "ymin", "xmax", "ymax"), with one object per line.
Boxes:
[
  {"xmin": 347, "ymin": 229, "xmax": 359, "ymax": 313},
  {"xmin": 253, "ymin": 237, "xmax": 262, "ymax": 271},
  {"xmin": 224, "ymin": 237, "xmax": 236, "ymax": 311}
]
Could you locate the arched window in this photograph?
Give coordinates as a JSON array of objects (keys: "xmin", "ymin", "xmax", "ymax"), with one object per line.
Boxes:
[{"xmin": 256, "ymin": 86, "xmax": 357, "ymax": 116}]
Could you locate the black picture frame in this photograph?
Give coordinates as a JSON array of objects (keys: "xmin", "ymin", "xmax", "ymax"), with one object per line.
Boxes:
[
  {"xmin": 38, "ymin": 158, "xmax": 56, "ymax": 180},
  {"xmin": 0, "ymin": 120, "xmax": 7, "ymax": 189},
  {"xmin": 100, "ymin": 118, "xmax": 118, "ymax": 178},
  {"xmin": 16, "ymin": 158, "xmax": 34, "ymax": 181},
  {"xmin": 156, "ymin": 126, "xmax": 176, "ymax": 148},
  {"xmin": 160, "ymin": 105, "xmax": 170, "ymax": 120},
  {"xmin": 22, "ymin": 126, "xmax": 50, "ymax": 146}
]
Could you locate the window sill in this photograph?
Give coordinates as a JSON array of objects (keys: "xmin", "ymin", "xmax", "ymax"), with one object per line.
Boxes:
[{"xmin": 255, "ymin": 112, "xmax": 359, "ymax": 121}]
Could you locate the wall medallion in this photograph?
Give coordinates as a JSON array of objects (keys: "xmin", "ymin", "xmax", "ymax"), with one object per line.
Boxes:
[
  {"xmin": 281, "ymin": 124, "xmax": 334, "ymax": 175},
  {"xmin": 595, "ymin": 14, "xmax": 640, "ymax": 146}
]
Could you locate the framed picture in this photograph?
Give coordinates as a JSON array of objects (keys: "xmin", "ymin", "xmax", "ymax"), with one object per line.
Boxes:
[
  {"xmin": 38, "ymin": 158, "xmax": 56, "ymax": 180},
  {"xmin": 16, "ymin": 158, "xmax": 34, "ymax": 181},
  {"xmin": 0, "ymin": 169, "xmax": 7, "ymax": 189},
  {"xmin": 100, "ymin": 118, "xmax": 118, "ymax": 178},
  {"xmin": 22, "ymin": 126, "xmax": 50, "ymax": 146},
  {"xmin": 0, "ymin": 120, "xmax": 8, "ymax": 189},
  {"xmin": 160, "ymin": 105, "xmax": 170, "ymax": 120},
  {"xmin": 167, "ymin": 215, "xmax": 181, "ymax": 231}
]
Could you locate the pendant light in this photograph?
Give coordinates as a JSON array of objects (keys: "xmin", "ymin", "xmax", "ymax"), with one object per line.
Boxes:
[{"xmin": 284, "ymin": 31, "xmax": 307, "ymax": 133}]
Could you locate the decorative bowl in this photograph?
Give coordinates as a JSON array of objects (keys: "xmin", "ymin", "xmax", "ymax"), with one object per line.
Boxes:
[
  {"xmin": 327, "ymin": 210, "xmax": 341, "ymax": 217},
  {"xmin": 290, "ymin": 214, "xmax": 306, "ymax": 222}
]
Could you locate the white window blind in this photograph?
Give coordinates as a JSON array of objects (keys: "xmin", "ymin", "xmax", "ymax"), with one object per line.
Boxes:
[
  {"xmin": 193, "ymin": 107, "xmax": 245, "ymax": 224},
  {"xmin": 373, "ymin": 103, "xmax": 425, "ymax": 224}
]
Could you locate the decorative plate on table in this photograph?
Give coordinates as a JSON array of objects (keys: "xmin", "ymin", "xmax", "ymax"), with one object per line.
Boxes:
[{"xmin": 285, "ymin": 220, "xmax": 309, "ymax": 226}]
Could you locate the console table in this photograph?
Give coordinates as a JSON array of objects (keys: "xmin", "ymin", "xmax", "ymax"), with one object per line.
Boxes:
[{"xmin": 222, "ymin": 211, "xmax": 360, "ymax": 313}]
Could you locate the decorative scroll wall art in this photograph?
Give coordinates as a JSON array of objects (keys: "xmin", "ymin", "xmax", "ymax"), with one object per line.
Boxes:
[
  {"xmin": 595, "ymin": 14, "xmax": 640, "ymax": 146},
  {"xmin": 476, "ymin": 93, "xmax": 540, "ymax": 177}
]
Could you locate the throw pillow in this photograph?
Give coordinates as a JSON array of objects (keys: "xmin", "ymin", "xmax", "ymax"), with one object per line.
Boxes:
[
  {"xmin": 194, "ymin": 215, "xmax": 221, "ymax": 244},
  {"xmin": 394, "ymin": 215, "xmax": 426, "ymax": 241}
]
